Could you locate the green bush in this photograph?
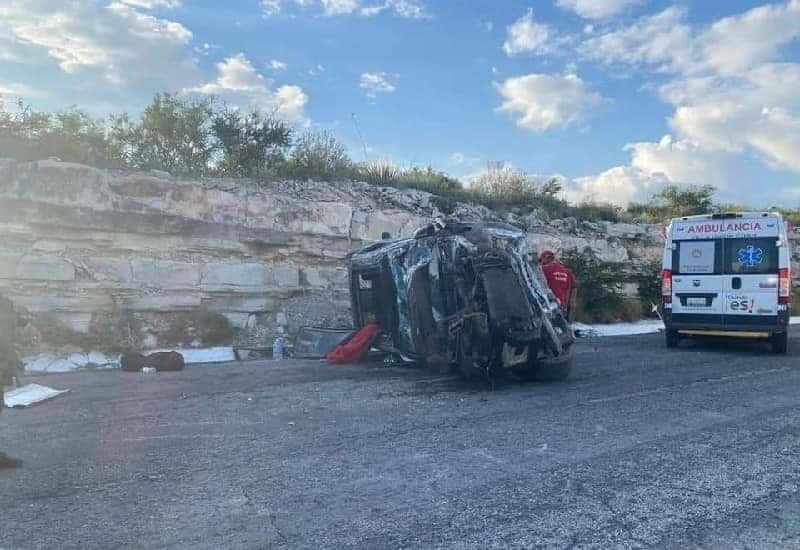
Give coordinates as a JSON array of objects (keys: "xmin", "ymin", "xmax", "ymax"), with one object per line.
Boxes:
[
  {"xmin": 561, "ymin": 247, "xmax": 629, "ymax": 323},
  {"xmin": 111, "ymin": 93, "xmax": 216, "ymax": 176},
  {"xmin": 635, "ymin": 260, "xmax": 663, "ymax": 318},
  {"xmin": 211, "ymin": 108, "xmax": 292, "ymax": 178},
  {"xmin": 627, "ymin": 184, "xmax": 716, "ymax": 223},
  {"xmin": 283, "ymin": 130, "xmax": 353, "ymax": 180}
]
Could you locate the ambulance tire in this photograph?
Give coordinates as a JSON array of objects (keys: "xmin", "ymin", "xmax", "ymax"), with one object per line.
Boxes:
[
  {"xmin": 665, "ymin": 329, "xmax": 680, "ymax": 349},
  {"xmin": 771, "ymin": 331, "xmax": 788, "ymax": 355}
]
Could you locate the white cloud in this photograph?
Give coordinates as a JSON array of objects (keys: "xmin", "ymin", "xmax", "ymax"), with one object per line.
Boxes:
[
  {"xmin": 0, "ymin": 82, "xmax": 43, "ymax": 99},
  {"xmin": 502, "ymin": 10, "xmax": 556, "ymax": 56},
  {"xmin": 496, "ymin": 73, "xmax": 604, "ymax": 132},
  {"xmin": 260, "ymin": 0, "xmax": 428, "ymax": 18},
  {"xmin": 189, "ymin": 54, "xmax": 267, "ymax": 95},
  {"xmin": 269, "ymin": 59, "xmax": 288, "ymax": 71},
  {"xmin": 360, "ymin": 72, "xmax": 396, "ymax": 97},
  {"xmin": 570, "ymin": 1, "xmax": 800, "ymax": 206},
  {"xmin": 0, "ymin": 1, "xmax": 196, "ymax": 86},
  {"xmin": 186, "ymin": 53, "xmax": 308, "ymax": 123},
  {"xmin": 116, "ymin": 0, "xmax": 181, "ymax": 8},
  {"xmin": 449, "ymin": 152, "xmax": 480, "ymax": 167},
  {"xmin": 579, "ymin": 7, "xmax": 695, "ymax": 73},
  {"xmin": 556, "ymin": 0, "xmax": 643, "ymax": 20},
  {"xmin": 322, "ymin": 0, "xmax": 359, "ymax": 15},
  {"xmin": 566, "ymin": 166, "xmax": 667, "ymax": 205},
  {"xmin": 565, "ymin": 136, "xmax": 726, "ymax": 205},
  {"xmin": 698, "ymin": 0, "xmax": 800, "ymax": 76}
]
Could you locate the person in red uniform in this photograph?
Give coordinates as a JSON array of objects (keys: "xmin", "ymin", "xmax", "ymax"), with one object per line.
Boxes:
[{"xmin": 539, "ymin": 250, "xmax": 578, "ymax": 322}]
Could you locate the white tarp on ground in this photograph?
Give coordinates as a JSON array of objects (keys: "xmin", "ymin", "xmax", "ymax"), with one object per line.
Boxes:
[
  {"xmin": 24, "ymin": 352, "xmax": 120, "ymax": 373},
  {"xmin": 23, "ymin": 347, "xmax": 236, "ymax": 373},
  {"xmin": 574, "ymin": 320, "xmax": 665, "ymax": 338},
  {"xmin": 4, "ymin": 383, "xmax": 69, "ymax": 408},
  {"xmin": 575, "ymin": 316, "xmax": 800, "ymax": 338}
]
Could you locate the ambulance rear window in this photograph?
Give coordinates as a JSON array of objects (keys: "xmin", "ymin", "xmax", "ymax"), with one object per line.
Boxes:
[
  {"xmin": 724, "ymin": 238, "xmax": 779, "ymax": 275},
  {"xmin": 675, "ymin": 240, "xmax": 718, "ymax": 275}
]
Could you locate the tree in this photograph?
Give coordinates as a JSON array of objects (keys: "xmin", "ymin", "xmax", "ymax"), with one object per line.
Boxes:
[
  {"xmin": 628, "ymin": 184, "xmax": 716, "ymax": 222},
  {"xmin": 656, "ymin": 184, "xmax": 715, "ymax": 216},
  {"xmin": 285, "ymin": 130, "xmax": 352, "ymax": 180},
  {"xmin": 114, "ymin": 93, "xmax": 215, "ymax": 176},
  {"xmin": 211, "ymin": 108, "xmax": 292, "ymax": 178}
]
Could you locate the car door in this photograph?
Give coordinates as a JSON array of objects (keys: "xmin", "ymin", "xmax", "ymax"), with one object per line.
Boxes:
[
  {"xmin": 671, "ymin": 239, "xmax": 724, "ymax": 326},
  {"xmin": 722, "ymin": 237, "xmax": 780, "ymax": 326}
]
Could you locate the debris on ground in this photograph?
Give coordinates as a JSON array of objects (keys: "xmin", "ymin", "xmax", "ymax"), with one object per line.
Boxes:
[
  {"xmin": 325, "ymin": 323, "xmax": 381, "ymax": 364},
  {"xmin": 293, "ymin": 326, "xmax": 353, "ymax": 359},
  {"xmin": 4, "ymin": 383, "xmax": 69, "ymax": 408},
  {"xmin": 121, "ymin": 351, "xmax": 185, "ymax": 372}
]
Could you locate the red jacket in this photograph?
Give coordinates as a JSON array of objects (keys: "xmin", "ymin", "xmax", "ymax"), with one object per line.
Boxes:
[{"xmin": 542, "ymin": 261, "xmax": 577, "ymax": 306}]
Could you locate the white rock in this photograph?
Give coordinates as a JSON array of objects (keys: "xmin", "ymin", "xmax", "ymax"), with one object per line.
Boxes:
[{"xmin": 16, "ymin": 256, "xmax": 75, "ymax": 281}]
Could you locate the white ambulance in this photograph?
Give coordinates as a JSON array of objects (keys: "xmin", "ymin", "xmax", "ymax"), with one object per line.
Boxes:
[{"xmin": 662, "ymin": 212, "xmax": 792, "ymax": 353}]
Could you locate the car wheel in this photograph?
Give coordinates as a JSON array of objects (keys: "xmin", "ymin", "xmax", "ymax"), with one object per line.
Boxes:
[
  {"xmin": 665, "ymin": 329, "xmax": 680, "ymax": 349},
  {"xmin": 771, "ymin": 331, "xmax": 788, "ymax": 354},
  {"xmin": 530, "ymin": 345, "xmax": 574, "ymax": 382}
]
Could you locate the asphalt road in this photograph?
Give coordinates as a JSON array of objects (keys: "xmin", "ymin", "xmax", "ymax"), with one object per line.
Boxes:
[{"xmin": 2, "ymin": 332, "xmax": 800, "ymax": 549}]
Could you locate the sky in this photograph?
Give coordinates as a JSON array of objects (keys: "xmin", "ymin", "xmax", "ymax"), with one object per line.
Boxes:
[{"xmin": 1, "ymin": 0, "xmax": 799, "ymax": 206}]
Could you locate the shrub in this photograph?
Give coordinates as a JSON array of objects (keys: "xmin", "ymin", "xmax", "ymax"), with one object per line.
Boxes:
[
  {"xmin": 635, "ymin": 260, "xmax": 663, "ymax": 318},
  {"xmin": 561, "ymin": 247, "xmax": 629, "ymax": 323},
  {"xmin": 283, "ymin": 129, "xmax": 352, "ymax": 180},
  {"xmin": 628, "ymin": 184, "xmax": 716, "ymax": 222},
  {"xmin": 0, "ymin": 100, "xmax": 118, "ymax": 167},
  {"xmin": 111, "ymin": 93, "xmax": 216, "ymax": 176},
  {"xmin": 470, "ymin": 164, "xmax": 560, "ymax": 211},
  {"xmin": 357, "ymin": 160, "xmax": 401, "ymax": 187},
  {"xmin": 211, "ymin": 108, "xmax": 292, "ymax": 178}
]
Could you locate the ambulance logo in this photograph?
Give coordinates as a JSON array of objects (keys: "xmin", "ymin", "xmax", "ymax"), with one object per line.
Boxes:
[{"xmin": 737, "ymin": 245, "xmax": 764, "ymax": 267}]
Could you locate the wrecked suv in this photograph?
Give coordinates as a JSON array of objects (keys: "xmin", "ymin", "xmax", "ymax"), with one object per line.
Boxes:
[{"xmin": 349, "ymin": 221, "xmax": 575, "ymax": 381}]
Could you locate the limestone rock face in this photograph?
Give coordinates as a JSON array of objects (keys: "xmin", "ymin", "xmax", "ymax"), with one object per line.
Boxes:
[{"xmin": 0, "ymin": 159, "xmax": 683, "ymax": 352}]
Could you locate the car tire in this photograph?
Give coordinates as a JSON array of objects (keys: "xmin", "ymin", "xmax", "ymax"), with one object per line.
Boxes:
[
  {"xmin": 771, "ymin": 331, "xmax": 788, "ymax": 354},
  {"xmin": 531, "ymin": 345, "xmax": 574, "ymax": 382},
  {"xmin": 665, "ymin": 329, "xmax": 680, "ymax": 349}
]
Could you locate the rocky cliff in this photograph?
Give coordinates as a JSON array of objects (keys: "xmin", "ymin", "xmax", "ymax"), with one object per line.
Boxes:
[{"xmin": 0, "ymin": 159, "xmax": 664, "ymax": 353}]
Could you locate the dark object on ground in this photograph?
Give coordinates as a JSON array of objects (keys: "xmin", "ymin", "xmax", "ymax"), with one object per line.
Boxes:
[
  {"xmin": 349, "ymin": 220, "xmax": 575, "ymax": 381},
  {"xmin": 0, "ymin": 451, "xmax": 22, "ymax": 469},
  {"xmin": 121, "ymin": 351, "xmax": 185, "ymax": 372},
  {"xmin": 326, "ymin": 323, "xmax": 381, "ymax": 364},
  {"xmin": 148, "ymin": 351, "xmax": 185, "ymax": 372},
  {"xmin": 121, "ymin": 352, "xmax": 147, "ymax": 372},
  {"xmin": 293, "ymin": 327, "xmax": 354, "ymax": 359}
]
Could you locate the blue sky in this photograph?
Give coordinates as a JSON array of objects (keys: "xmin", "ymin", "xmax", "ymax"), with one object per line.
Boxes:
[{"xmin": 1, "ymin": 0, "xmax": 799, "ymax": 206}]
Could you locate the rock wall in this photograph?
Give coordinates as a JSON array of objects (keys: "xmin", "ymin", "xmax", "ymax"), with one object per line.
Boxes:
[{"xmin": 0, "ymin": 159, "xmax": 665, "ymax": 353}]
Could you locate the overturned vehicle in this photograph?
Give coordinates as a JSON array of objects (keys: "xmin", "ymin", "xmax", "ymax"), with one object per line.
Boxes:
[{"xmin": 349, "ymin": 221, "xmax": 575, "ymax": 381}]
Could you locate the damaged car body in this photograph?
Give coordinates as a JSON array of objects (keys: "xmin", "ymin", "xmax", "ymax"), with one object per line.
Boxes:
[{"xmin": 349, "ymin": 221, "xmax": 576, "ymax": 381}]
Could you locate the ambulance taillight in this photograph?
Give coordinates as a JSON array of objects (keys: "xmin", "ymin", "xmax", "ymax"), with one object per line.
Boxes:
[
  {"xmin": 779, "ymin": 268, "xmax": 792, "ymax": 304},
  {"xmin": 662, "ymin": 269, "xmax": 673, "ymax": 304}
]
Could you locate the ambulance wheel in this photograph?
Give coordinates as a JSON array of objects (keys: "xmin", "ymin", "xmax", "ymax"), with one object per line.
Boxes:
[
  {"xmin": 771, "ymin": 331, "xmax": 788, "ymax": 355},
  {"xmin": 665, "ymin": 329, "xmax": 680, "ymax": 349}
]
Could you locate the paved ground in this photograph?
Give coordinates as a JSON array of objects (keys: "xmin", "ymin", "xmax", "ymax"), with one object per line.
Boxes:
[{"xmin": 2, "ymin": 332, "xmax": 800, "ymax": 549}]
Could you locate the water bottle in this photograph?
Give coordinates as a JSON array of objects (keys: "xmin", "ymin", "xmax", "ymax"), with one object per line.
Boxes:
[{"xmin": 272, "ymin": 335, "xmax": 285, "ymax": 360}]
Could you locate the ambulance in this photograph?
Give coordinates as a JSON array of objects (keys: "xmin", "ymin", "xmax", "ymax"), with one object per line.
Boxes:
[{"xmin": 662, "ymin": 212, "xmax": 792, "ymax": 353}]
